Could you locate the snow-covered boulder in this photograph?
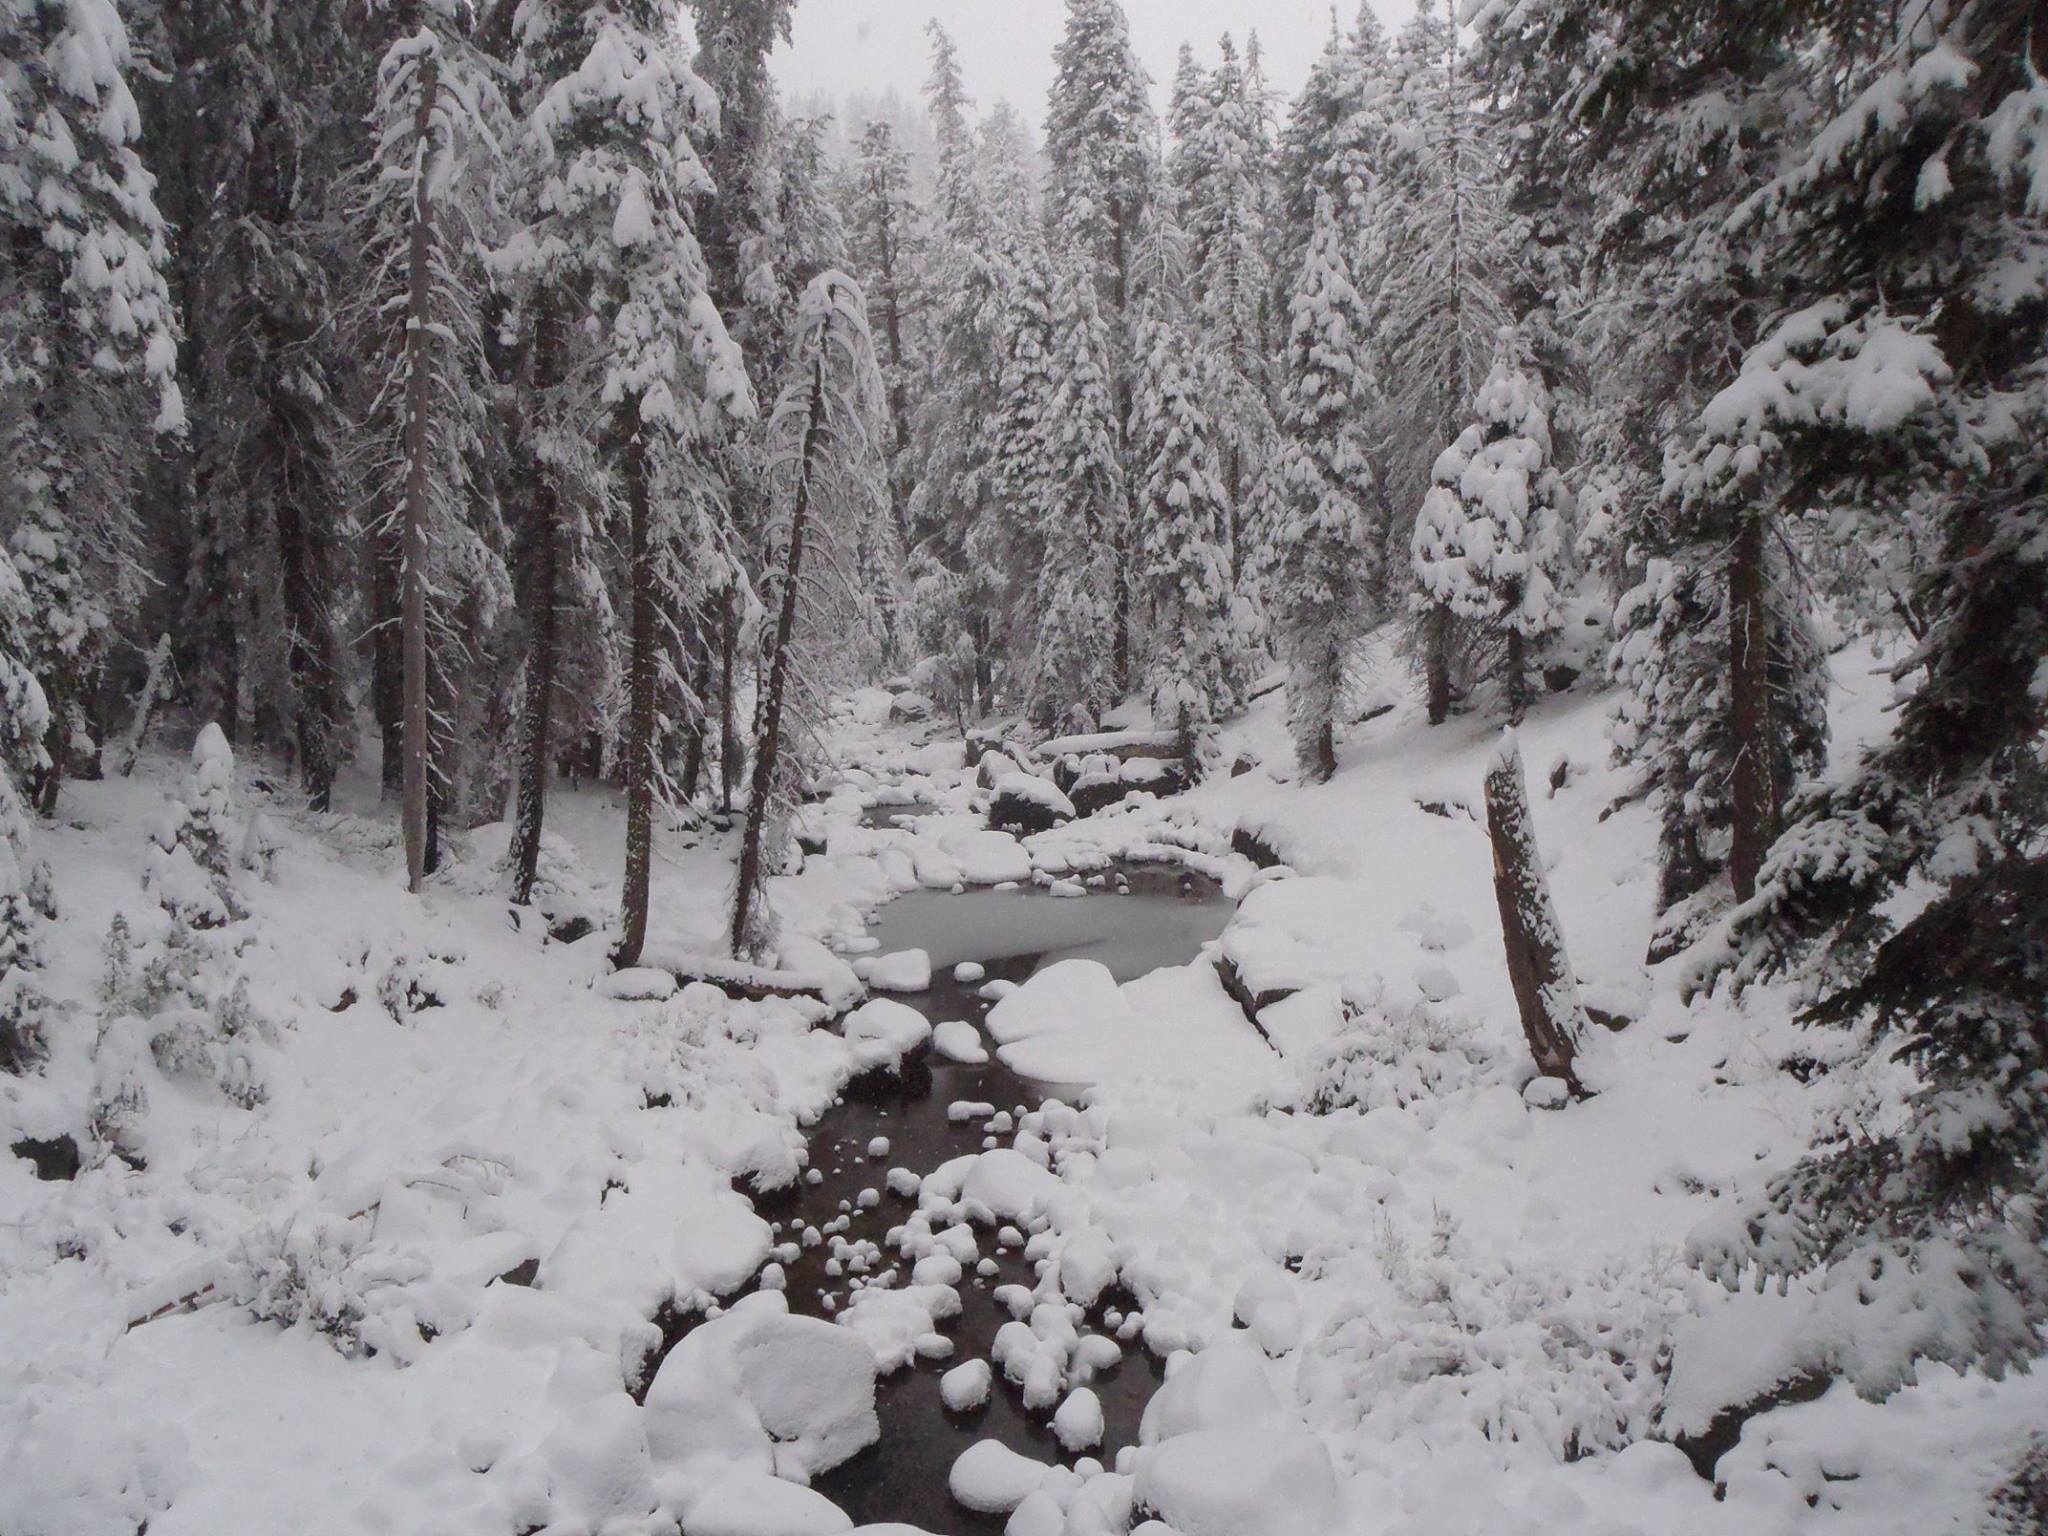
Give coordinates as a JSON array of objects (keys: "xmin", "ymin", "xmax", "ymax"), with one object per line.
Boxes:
[
  {"xmin": 1131, "ymin": 1430, "xmax": 1339, "ymax": 1536},
  {"xmin": 888, "ymin": 691, "xmax": 935, "ymax": 723},
  {"xmin": 949, "ymin": 1439, "xmax": 1052, "ymax": 1514},
  {"xmin": 643, "ymin": 1291, "xmax": 879, "ymax": 1482},
  {"xmin": 868, "ymin": 949, "xmax": 931, "ymax": 993},
  {"xmin": 932, "ymin": 1020, "xmax": 988, "ymax": 1064},
  {"xmin": 1139, "ymin": 1332, "xmax": 1282, "ymax": 1444},
  {"xmin": 984, "ymin": 959, "xmax": 1128, "ymax": 1046},
  {"xmin": 987, "ymin": 775, "xmax": 1076, "ymax": 835},
  {"xmin": 1216, "ymin": 877, "xmax": 1366, "ymax": 1012},
  {"xmin": 935, "ymin": 829, "xmax": 1034, "ymax": 886},
  {"xmin": 681, "ymin": 1471, "xmax": 854, "ymax": 1536},
  {"xmin": 600, "ymin": 966, "xmax": 677, "ymax": 1002},
  {"xmin": 842, "ymin": 999, "xmax": 933, "ymax": 1068}
]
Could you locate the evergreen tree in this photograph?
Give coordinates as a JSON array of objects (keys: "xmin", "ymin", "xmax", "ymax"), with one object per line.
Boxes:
[
  {"xmin": 1, "ymin": 0, "xmax": 184, "ymax": 812},
  {"xmin": 351, "ymin": 7, "xmax": 509, "ymax": 891},
  {"xmin": 1273, "ymin": 194, "xmax": 1384, "ymax": 780},
  {"xmin": 843, "ymin": 120, "xmax": 925, "ymax": 547},
  {"xmin": 517, "ymin": 0, "xmax": 752, "ymax": 963},
  {"xmin": 732, "ymin": 272, "xmax": 885, "ymax": 959},
  {"xmin": 153, "ymin": 0, "xmax": 357, "ymax": 809},
  {"xmin": 1410, "ymin": 342, "xmax": 1572, "ymax": 725},
  {"xmin": 1129, "ymin": 205, "xmax": 1241, "ymax": 764}
]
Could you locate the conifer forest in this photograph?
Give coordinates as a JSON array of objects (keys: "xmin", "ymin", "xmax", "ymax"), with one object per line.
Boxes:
[{"xmin": 3, "ymin": 2, "xmax": 2047, "ymax": 1533}]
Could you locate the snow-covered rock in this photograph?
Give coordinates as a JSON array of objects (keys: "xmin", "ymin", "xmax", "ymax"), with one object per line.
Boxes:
[
  {"xmin": 868, "ymin": 948, "xmax": 932, "ymax": 993},
  {"xmin": 842, "ymin": 999, "xmax": 932, "ymax": 1067},
  {"xmin": 932, "ymin": 1020, "xmax": 988, "ymax": 1064},
  {"xmin": 643, "ymin": 1291, "xmax": 879, "ymax": 1482},
  {"xmin": 600, "ymin": 966, "xmax": 678, "ymax": 1001},
  {"xmin": 949, "ymin": 1439, "xmax": 1052, "ymax": 1514},
  {"xmin": 940, "ymin": 1358, "xmax": 993, "ymax": 1413},
  {"xmin": 985, "ymin": 959, "xmax": 1128, "ymax": 1046},
  {"xmin": 1131, "ymin": 1430, "xmax": 1339, "ymax": 1536},
  {"xmin": 1054, "ymin": 1387, "xmax": 1105, "ymax": 1451}
]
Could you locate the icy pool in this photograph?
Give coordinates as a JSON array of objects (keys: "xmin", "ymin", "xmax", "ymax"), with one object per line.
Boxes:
[{"xmin": 771, "ymin": 866, "xmax": 1233, "ymax": 1533}]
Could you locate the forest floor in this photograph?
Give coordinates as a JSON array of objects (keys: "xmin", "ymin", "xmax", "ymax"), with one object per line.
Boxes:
[{"xmin": 2, "ymin": 644, "xmax": 2042, "ymax": 1536}]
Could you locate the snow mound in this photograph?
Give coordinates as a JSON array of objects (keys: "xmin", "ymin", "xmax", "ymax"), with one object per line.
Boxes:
[
  {"xmin": 949, "ymin": 1439, "xmax": 1052, "ymax": 1514},
  {"xmin": 931, "ymin": 1020, "xmax": 988, "ymax": 1064},
  {"xmin": 644, "ymin": 1291, "xmax": 879, "ymax": 1483},
  {"xmin": 1132, "ymin": 1430, "xmax": 1339, "ymax": 1536},
  {"xmin": 842, "ymin": 998, "xmax": 932, "ymax": 1067},
  {"xmin": 985, "ymin": 958, "xmax": 1129, "ymax": 1046},
  {"xmin": 868, "ymin": 948, "xmax": 932, "ymax": 992}
]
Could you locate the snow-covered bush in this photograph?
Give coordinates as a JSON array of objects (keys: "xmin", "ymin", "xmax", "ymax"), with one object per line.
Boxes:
[
  {"xmin": 1294, "ymin": 1004, "xmax": 1503, "ymax": 1114},
  {"xmin": 227, "ymin": 1213, "xmax": 429, "ymax": 1360},
  {"xmin": 1299, "ymin": 1211, "xmax": 1682, "ymax": 1461},
  {"xmin": 95, "ymin": 912, "xmax": 272, "ymax": 1118}
]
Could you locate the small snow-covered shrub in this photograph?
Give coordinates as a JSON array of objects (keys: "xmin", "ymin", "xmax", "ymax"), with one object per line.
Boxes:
[
  {"xmin": 143, "ymin": 724, "xmax": 244, "ymax": 927},
  {"xmin": 1299, "ymin": 1211, "xmax": 1683, "ymax": 1461},
  {"xmin": 1295, "ymin": 1004, "xmax": 1504, "ymax": 1113},
  {"xmin": 228, "ymin": 1212, "xmax": 437, "ymax": 1362}
]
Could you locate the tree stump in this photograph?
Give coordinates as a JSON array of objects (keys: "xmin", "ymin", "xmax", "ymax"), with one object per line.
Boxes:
[{"xmin": 1483, "ymin": 731, "xmax": 1592, "ymax": 1097}]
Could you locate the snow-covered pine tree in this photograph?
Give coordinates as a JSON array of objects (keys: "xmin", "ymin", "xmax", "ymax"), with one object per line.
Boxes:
[
  {"xmin": 843, "ymin": 119, "xmax": 925, "ymax": 547},
  {"xmin": 351, "ymin": 7, "xmax": 512, "ymax": 891},
  {"xmin": 1372, "ymin": 6, "xmax": 1517, "ymax": 723},
  {"xmin": 155, "ymin": 0, "xmax": 356, "ymax": 809},
  {"xmin": 1466, "ymin": 0, "xmax": 1830, "ymax": 924},
  {"xmin": 1177, "ymin": 34, "xmax": 1277, "ymax": 588},
  {"xmin": 1128, "ymin": 203, "xmax": 1241, "ymax": 766},
  {"xmin": 1272, "ymin": 194, "xmax": 1385, "ymax": 780},
  {"xmin": 516, "ymin": 0, "xmax": 752, "ymax": 965},
  {"xmin": 901, "ymin": 24, "xmax": 1012, "ymax": 715},
  {"xmin": 1044, "ymin": 0, "xmax": 1155, "ymax": 687},
  {"xmin": 1, "ymin": 0, "xmax": 183, "ymax": 813},
  {"xmin": 0, "ymin": 547, "xmax": 52, "ymax": 1072},
  {"xmin": 1275, "ymin": 5, "xmax": 1391, "ymax": 285},
  {"xmin": 731, "ymin": 272, "xmax": 885, "ymax": 960},
  {"xmin": 1409, "ymin": 341, "xmax": 1572, "ymax": 725}
]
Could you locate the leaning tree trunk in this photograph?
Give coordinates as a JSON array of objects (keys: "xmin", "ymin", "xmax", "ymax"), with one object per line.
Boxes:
[
  {"xmin": 509, "ymin": 295, "xmax": 564, "ymax": 907},
  {"xmin": 1504, "ymin": 626, "xmax": 1529, "ymax": 726},
  {"xmin": 614, "ymin": 421, "xmax": 657, "ymax": 969},
  {"xmin": 1483, "ymin": 732, "xmax": 1590, "ymax": 1097},
  {"xmin": 1727, "ymin": 513, "xmax": 1776, "ymax": 903},
  {"xmin": 731, "ymin": 364, "xmax": 824, "ymax": 960},
  {"xmin": 398, "ymin": 50, "xmax": 440, "ymax": 895}
]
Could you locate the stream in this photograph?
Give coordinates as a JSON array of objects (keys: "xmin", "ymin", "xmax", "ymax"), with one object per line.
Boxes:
[{"xmin": 759, "ymin": 860, "xmax": 1234, "ymax": 1533}]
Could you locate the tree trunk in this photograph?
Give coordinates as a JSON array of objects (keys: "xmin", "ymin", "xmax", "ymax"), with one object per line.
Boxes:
[
  {"xmin": 1424, "ymin": 602, "xmax": 1452, "ymax": 726},
  {"xmin": 510, "ymin": 295, "xmax": 564, "ymax": 907},
  {"xmin": 681, "ymin": 635, "xmax": 712, "ymax": 804},
  {"xmin": 1314, "ymin": 717, "xmax": 1337, "ymax": 784},
  {"xmin": 732, "ymin": 365, "xmax": 824, "ymax": 960},
  {"xmin": 1504, "ymin": 626, "xmax": 1528, "ymax": 726},
  {"xmin": 614, "ymin": 421, "xmax": 657, "ymax": 968},
  {"xmin": 1483, "ymin": 733, "xmax": 1589, "ymax": 1096},
  {"xmin": 1728, "ymin": 514, "xmax": 1776, "ymax": 903},
  {"xmin": 717, "ymin": 583, "xmax": 739, "ymax": 815},
  {"xmin": 398, "ymin": 51, "xmax": 439, "ymax": 894}
]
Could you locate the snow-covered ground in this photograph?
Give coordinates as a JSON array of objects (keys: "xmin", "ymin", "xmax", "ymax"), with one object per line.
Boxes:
[{"xmin": 3, "ymin": 655, "xmax": 2040, "ymax": 1536}]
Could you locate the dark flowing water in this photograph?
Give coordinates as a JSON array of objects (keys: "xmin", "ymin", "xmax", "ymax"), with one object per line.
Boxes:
[{"xmin": 768, "ymin": 866, "xmax": 1233, "ymax": 1533}]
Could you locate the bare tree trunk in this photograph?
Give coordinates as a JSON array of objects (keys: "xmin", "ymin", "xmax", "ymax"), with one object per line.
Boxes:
[
  {"xmin": 732, "ymin": 365, "xmax": 823, "ymax": 959},
  {"xmin": 1483, "ymin": 733, "xmax": 1589, "ymax": 1096},
  {"xmin": 614, "ymin": 421, "xmax": 656, "ymax": 968},
  {"xmin": 1504, "ymin": 626, "xmax": 1528, "ymax": 726},
  {"xmin": 510, "ymin": 295, "xmax": 563, "ymax": 907},
  {"xmin": 1728, "ymin": 513, "xmax": 1775, "ymax": 903},
  {"xmin": 1424, "ymin": 602, "xmax": 1452, "ymax": 726},
  {"xmin": 399, "ymin": 52, "xmax": 439, "ymax": 895},
  {"xmin": 717, "ymin": 583, "xmax": 739, "ymax": 815},
  {"xmin": 681, "ymin": 635, "xmax": 711, "ymax": 804}
]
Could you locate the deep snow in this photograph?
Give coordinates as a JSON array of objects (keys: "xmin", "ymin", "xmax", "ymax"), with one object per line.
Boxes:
[{"xmin": 4, "ymin": 651, "xmax": 2043, "ymax": 1536}]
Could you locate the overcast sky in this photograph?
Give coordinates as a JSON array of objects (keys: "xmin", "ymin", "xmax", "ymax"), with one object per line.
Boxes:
[{"xmin": 769, "ymin": 1, "xmax": 1421, "ymax": 133}]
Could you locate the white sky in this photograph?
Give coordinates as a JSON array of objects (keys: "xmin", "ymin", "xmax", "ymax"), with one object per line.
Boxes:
[{"xmin": 770, "ymin": 1, "xmax": 1421, "ymax": 133}]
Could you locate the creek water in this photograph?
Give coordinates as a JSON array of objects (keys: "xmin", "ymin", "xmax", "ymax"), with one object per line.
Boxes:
[{"xmin": 763, "ymin": 864, "xmax": 1234, "ymax": 1533}]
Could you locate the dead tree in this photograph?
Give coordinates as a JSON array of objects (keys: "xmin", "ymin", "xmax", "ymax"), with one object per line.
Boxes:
[{"xmin": 1483, "ymin": 730, "xmax": 1592, "ymax": 1096}]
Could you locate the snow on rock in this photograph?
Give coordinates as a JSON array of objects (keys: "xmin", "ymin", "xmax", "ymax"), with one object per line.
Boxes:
[
  {"xmin": 643, "ymin": 1291, "xmax": 880, "ymax": 1482},
  {"xmin": 952, "ymin": 961, "xmax": 986, "ymax": 983},
  {"xmin": 868, "ymin": 948, "xmax": 932, "ymax": 993},
  {"xmin": 1139, "ymin": 1333, "xmax": 1282, "ymax": 1444},
  {"xmin": 1217, "ymin": 876, "xmax": 1369, "ymax": 1006},
  {"xmin": 1054, "ymin": 1387, "xmax": 1105, "ymax": 1451},
  {"xmin": 600, "ymin": 966, "xmax": 678, "ymax": 1001},
  {"xmin": 985, "ymin": 959, "xmax": 1129, "ymax": 1046},
  {"xmin": 539, "ymin": 1161, "xmax": 772, "ymax": 1324},
  {"xmin": 680, "ymin": 1469, "xmax": 855, "ymax": 1536},
  {"xmin": 941, "ymin": 1359, "xmax": 993, "ymax": 1413},
  {"xmin": 841, "ymin": 999, "xmax": 933, "ymax": 1067},
  {"xmin": 835, "ymin": 1283, "xmax": 964, "ymax": 1373},
  {"xmin": 932, "ymin": 1020, "xmax": 989, "ymax": 1064},
  {"xmin": 949, "ymin": 1439, "xmax": 1053, "ymax": 1514},
  {"xmin": 957, "ymin": 1148, "xmax": 1063, "ymax": 1224},
  {"xmin": 1131, "ymin": 1430, "xmax": 1339, "ymax": 1536},
  {"xmin": 935, "ymin": 829, "xmax": 1035, "ymax": 886}
]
